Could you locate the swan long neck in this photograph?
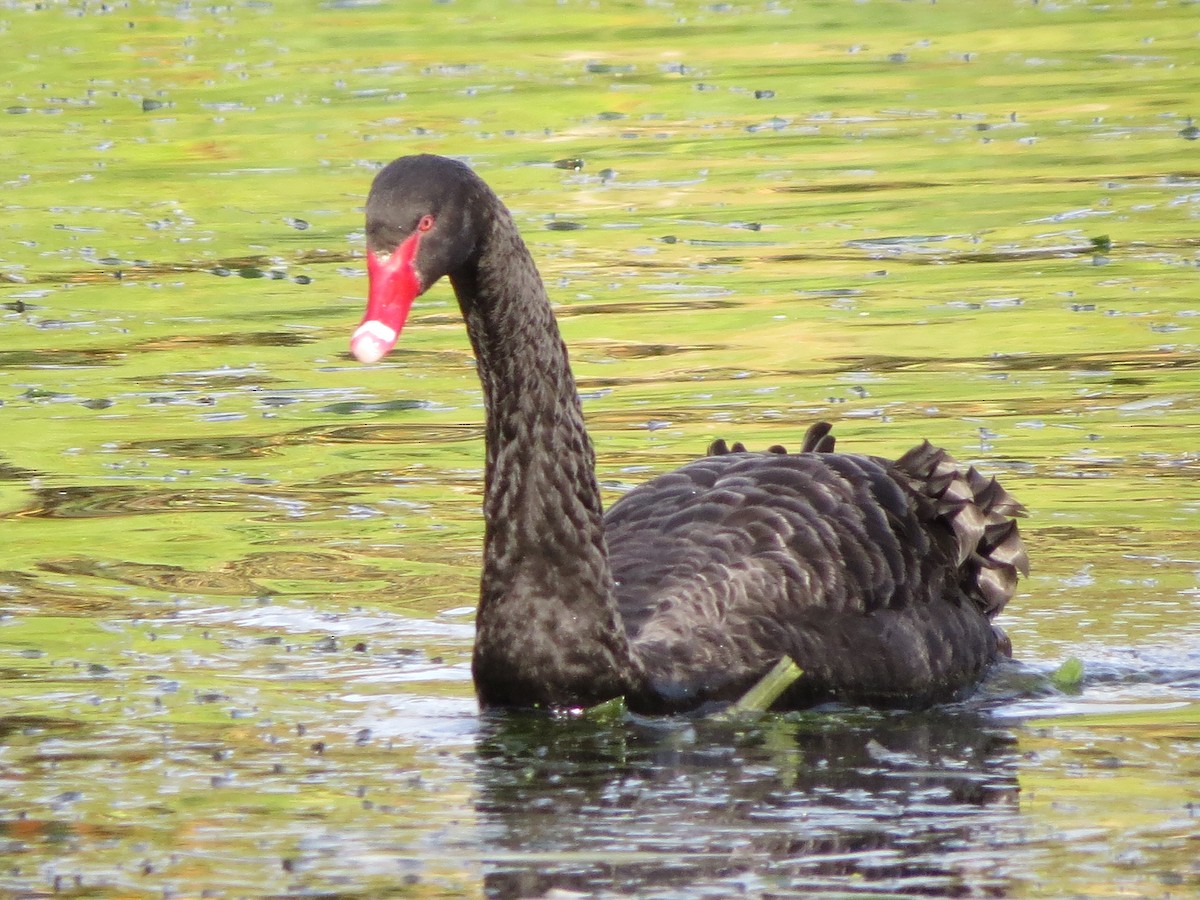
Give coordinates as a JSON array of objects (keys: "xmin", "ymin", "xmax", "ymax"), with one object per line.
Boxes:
[{"xmin": 450, "ymin": 204, "xmax": 642, "ymax": 709}]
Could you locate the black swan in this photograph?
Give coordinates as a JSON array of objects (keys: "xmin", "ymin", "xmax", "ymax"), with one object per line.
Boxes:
[{"xmin": 350, "ymin": 153, "xmax": 1029, "ymax": 715}]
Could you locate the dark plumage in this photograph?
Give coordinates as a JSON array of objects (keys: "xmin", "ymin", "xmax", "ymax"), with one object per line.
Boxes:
[{"xmin": 352, "ymin": 154, "xmax": 1029, "ymax": 715}]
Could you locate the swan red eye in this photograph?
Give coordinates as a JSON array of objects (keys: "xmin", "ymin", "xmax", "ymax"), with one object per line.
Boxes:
[{"xmin": 417, "ymin": 214, "xmax": 434, "ymax": 232}]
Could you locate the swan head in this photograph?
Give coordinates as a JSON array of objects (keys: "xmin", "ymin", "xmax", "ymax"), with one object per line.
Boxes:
[{"xmin": 353, "ymin": 154, "xmax": 482, "ymax": 363}]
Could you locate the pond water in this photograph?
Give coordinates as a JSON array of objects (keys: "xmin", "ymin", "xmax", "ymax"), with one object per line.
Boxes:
[{"xmin": 1, "ymin": 0, "xmax": 1198, "ymax": 896}]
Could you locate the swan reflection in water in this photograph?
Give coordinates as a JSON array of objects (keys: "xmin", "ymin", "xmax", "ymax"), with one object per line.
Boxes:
[{"xmin": 473, "ymin": 708, "xmax": 1022, "ymax": 898}]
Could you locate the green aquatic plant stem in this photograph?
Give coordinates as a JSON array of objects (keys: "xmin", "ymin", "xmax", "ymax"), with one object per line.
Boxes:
[{"xmin": 714, "ymin": 656, "xmax": 804, "ymax": 718}]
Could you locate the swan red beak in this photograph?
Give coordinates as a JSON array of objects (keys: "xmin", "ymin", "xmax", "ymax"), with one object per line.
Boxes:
[{"xmin": 351, "ymin": 232, "xmax": 423, "ymax": 364}]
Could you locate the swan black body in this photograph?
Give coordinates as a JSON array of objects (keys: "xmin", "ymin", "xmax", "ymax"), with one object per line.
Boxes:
[{"xmin": 353, "ymin": 154, "xmax": 1029, "ymax": 715}]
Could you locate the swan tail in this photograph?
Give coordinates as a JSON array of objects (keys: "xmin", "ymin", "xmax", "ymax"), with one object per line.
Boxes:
[{"xmin": 894, "ymin": 440, "xmax": 1028, "ymax": 618}]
